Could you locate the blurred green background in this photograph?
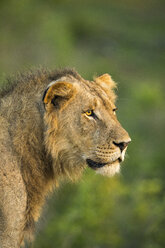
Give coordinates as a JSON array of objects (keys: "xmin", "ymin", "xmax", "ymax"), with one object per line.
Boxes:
[{"xmin": 0, "ymin": 0, "xmax": 165, "ymax": 247}]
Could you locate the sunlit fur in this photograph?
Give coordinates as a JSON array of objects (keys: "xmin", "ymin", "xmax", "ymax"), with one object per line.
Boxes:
[
  {"xmin": 0, "ymin": 68, "xmax": 130, "ymax": 247},
  {"xmin": 96, "ymin": 161, "xmax": 120, "ymax": 176}
]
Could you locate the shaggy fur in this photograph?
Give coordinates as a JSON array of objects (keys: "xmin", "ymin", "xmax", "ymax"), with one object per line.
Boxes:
[{"xmin": 0, "ymin": 68, "xmax": 130, "ymax": 247}]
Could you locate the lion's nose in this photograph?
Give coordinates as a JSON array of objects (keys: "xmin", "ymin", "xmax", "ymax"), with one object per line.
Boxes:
[{"xmin": 113, "ymin": 140, "xmax": 131, "ymax": 152}]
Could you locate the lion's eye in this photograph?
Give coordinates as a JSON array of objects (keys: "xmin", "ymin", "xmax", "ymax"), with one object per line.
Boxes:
[
  {"xmin": 84, "ymin": 109, "xmax": 98, "ymax": 119},
  {"xmin": 85, "ymin": 110, "xmax": 94, "ymax": 116},
  {"xmin": 113, "ymin": 107, "xmax": 118, "ymax": 115}
]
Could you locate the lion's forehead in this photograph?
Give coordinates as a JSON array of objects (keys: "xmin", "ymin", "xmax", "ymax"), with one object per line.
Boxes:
[{"xmin": 78, "ymin": 81, "xmax": 115, "ymax": 112}]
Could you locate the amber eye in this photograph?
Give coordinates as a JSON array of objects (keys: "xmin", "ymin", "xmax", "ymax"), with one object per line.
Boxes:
[
  {"xmin": 86, "ymin": 110, "xmax": 93, "ymax": 116},
  {"xmin": 84, "ymin": 109, "xmax": 98, "ymax": 119}
]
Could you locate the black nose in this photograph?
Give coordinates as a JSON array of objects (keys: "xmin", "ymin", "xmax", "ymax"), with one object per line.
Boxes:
[{"xmin": 113, "ymin": 141, "xmax": 130, "ymax": 152}]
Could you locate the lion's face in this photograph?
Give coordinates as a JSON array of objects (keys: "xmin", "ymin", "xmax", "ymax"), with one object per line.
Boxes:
[{"xmin": 43, "ymin": 72, "xmax": 131, "ymax": 179}]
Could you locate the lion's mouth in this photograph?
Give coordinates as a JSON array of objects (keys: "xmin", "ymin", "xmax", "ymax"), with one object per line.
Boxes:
[
  {"xmin": 86, "ymin": 159, "xmax": 107, "ymax": 169},
  {"xmin": 86, "ymin": 158, "xmax": 122, "ymax": 170}
]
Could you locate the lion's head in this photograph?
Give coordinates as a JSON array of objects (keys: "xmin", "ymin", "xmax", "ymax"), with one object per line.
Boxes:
[{"xmin": 43, "ymin": 69, "xmax": 131, "ymax": 180}]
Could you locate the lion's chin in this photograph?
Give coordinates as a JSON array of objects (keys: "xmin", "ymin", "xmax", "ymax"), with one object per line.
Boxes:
[{"xmin": 95, "ymin": 160, "xmax": 120, "ymax": 177}]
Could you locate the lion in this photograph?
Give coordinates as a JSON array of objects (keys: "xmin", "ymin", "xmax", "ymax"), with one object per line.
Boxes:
[{"xmin": 0, "ymin": 68, "xmax": 131, "ymax": 247}]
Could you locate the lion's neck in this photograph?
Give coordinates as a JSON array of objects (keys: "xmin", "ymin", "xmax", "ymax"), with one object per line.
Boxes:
[{"xmin": 10, "ymin": 104, "xmax": 57, "ymax": 233}]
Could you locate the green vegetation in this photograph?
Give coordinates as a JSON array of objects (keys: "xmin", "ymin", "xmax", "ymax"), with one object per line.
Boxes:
[{"xmin": 0, "ymin": 0, "xmax": 165, "ymax": 247}]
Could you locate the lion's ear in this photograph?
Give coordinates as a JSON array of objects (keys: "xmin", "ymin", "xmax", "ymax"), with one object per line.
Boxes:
[
  {"xmin": 95, "ymin": 73, "xmax": 117, "ymax": 90},
  {"xmin": 42, "ymin": 81, "xmax": 75, "ymax": 109}
]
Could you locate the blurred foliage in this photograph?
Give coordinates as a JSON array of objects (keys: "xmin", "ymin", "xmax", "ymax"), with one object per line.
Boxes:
[{"xmin": 0, "ymin": 0, "xmax": 165, "ymax": 247}]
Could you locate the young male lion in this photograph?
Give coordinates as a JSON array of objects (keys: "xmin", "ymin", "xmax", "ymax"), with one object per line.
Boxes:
[{"xmin": 0, "ymin": 68, "xmax": 131, "ymax": 247}]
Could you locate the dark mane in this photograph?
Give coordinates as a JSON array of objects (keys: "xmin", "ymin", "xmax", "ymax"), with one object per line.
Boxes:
[
  {"xmin": 48, "ymin": 68, "xmax": 82, "ymax": 82},
  {"xmin": 0, "ymin": 67, "xmax": 82, "ymax": 98}
]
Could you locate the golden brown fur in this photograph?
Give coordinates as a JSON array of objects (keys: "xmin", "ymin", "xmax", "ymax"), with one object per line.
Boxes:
[{"xmin": 0, "ymin": 68, "xmax": 130, "ymax": 247}]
